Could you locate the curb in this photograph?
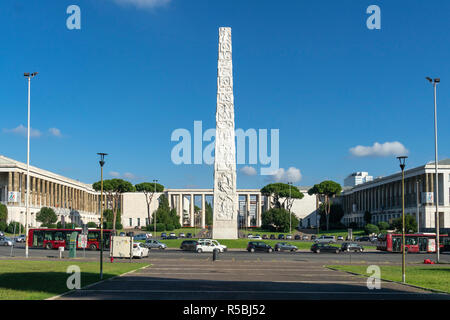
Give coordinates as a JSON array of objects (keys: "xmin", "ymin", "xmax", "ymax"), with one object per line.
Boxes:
[
  {"xmin": 45, "ymin": 264, "xmax": 150, "ymax": 300},
  {"xmin": 326, "ymin": 266, "xmax": 450, "ymax": 295}
]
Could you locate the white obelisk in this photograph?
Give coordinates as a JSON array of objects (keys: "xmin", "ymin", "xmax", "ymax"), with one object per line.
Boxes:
[{"xmin": 212, "ymin": 27, "xmax": 238, "ymax": 239}]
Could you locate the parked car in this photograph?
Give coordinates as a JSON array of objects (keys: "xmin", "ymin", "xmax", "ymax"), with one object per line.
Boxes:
[
  {"xmin": 179, "ymin": 233, "xmax": 186, "ymax": 238},
  {"xmin": 132, "ymin": 242, "xmax": 149, "ymax": 258},
  {"xmin": 145, "ymin": 233, "xmax": 152, "ymax": 239},
  {"xmin": 0, "ymin": 231, "xmax": 4, "ymax": 237},
  {"xmin": 119, "ymin": 232, "xmax": 126, "ymax": 236},
  {"xmin": 269, "ymin": 234, "xmax": 276, "ymax": 240},
  {"xmin": 0, "ymin": 237, "xmax": 13, "ymax": 246},
  {"xmin": 262, "ymin": 234, "xmax": 268, "ymax": 239},
  {"xmin": 186, "ymin": 233, "xmax": 193, "ymax": 238},
  {"xmin": 247, "ymin": 234, "xmax": 253, "ymax": 239},
  {"xmin": 15, "ymin": 234, "xmax": 26, "ymax": 243},
  {"xmin": 180, "ymin": 240, "xmax": 198, "ymax": 251},
  {"xmin": 167, "ymin": 235, "xmax": 178, "ymax": 240},
  {"xmin": 278, "ymin": 234, "xmax": 285, "ymax": 240},
  {"xmin": 143, "ymin": 239, "xmax": 167, "ymax": 250},
  {"xmin": 196, "ymin": 239, "xmax": 227, "ymax": 253},
  {"xmin": 310, "ymin": 235, "xmax": 317, "ymax": 241},
  {"xmin": 314, "ymin": 235, "xmax": 336, "ymax": 244},
  {"xmin": 252, "ymin": 235, "xmax": 262, "ymax": 240},
  {"xmin": 337, "ymin": 236, "xmax": 344, "ymax": 241},
  {"xmin": 302, "ymin": 235, "xmax": 309, "ymax": 240},
  {"xmin": 134, "ymin": 226, "xmax": 141, "ymax": 230},
  {"xmin": 294, "ymin": 234, "xmax": 301, "ymax": 240},
  {"xmin": 169, "ymin": 233, "xmax": 176, "ymax": 237},
  {"xmin": 286, "ymin": 234, "xmax": 293, "ymax": 240},
  {"xmin": 247, "ymin": 241, "xmax": 273, "ymax": 253},
  {"xmin": 370, "ymin": 236, "xmax": 378, "ymax": 243},
  {"xmin": 161, "ymin": 232, "xmax": 167, "ymax": 239},
  {"xmin": 133, "ymin": 234, "xmax": 147, "ymax": 241},
  {"xmin": 357, "ymin": 236, "xmax": 371, "ymax": 242},
  {"xmin": 341, "ymin": 242, "xmax": 364, "ymax": 253},
  {"xmin": 274, "ymin": 242, "xmax": 298, "ymax": 252},
  {"xmin": 310, "ymin": 243, "xmax": 340, "ymax": 254}
]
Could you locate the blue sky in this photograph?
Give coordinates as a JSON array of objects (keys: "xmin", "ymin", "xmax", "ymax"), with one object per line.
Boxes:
[{"xmin": 1, "ymin": 0, "xmax": 449, "ymax": 189}]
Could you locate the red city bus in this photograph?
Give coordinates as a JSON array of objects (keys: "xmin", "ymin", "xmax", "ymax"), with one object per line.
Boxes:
[
  {"xmin": 376, "ymin": 233, "xmax": 449, "ymax": 253},
  {"xmin": 27, "ymin": 228, "xmax": 113, "ymax": 251}
]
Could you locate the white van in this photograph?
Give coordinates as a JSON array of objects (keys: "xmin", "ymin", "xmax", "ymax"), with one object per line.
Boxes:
[
  {"xmin": 196, "ymin": 239, "xmax": 227, "ymax": 253},
  {"xmin": 314, "ymin": 235, "xmax": 336, "ymax": 244}
]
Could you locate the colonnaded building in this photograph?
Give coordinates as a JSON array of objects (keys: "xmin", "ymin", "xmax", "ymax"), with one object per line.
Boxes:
[
  {"xmin": 0, "ymin": 155, "xmax": 319, "ymax": 230},
  {"xmin": 341, "ymin": 159, "xmax": 450, "ymax": 233}
]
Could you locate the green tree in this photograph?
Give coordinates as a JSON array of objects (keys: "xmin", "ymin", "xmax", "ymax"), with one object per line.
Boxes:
[
  {"xmin": 390, "ymin": 215, "xmax": 418, "ymax": 233},
  {"xmin": 261, "ymin": 208, "xmax": 299, "ymax": 232},
  {"xmin": 260, "ymin": 183, "xmax": 304, "ymax": 211},
  {"xmin": 364, "ymin": 223, "xmax": 379, "ymax": 235},
  {"xmin": 377, "ymin": 221, "xmax": 389, "ymax": 231},
  {"xmin": 86, "ymin": 222, "xmax": 98, "ymax": 228},
  {"xmin": 205, "ymin": 202, "xmax": 213, "ymax": 226},
  {"xmin": 7, "ymin": 221, "xmax": 24, "ymax": 234},
  {"xmin": 151, "ymin": 194, "xmax": 180, "ymax": 231},
  {"xmin": 36, "ymin": 207, "xmax": 57, "ymax": 227},
  {"xmin": 308, "ymin": 180, "xmax": 342, "ymax": 231},
  {"xmin": 0, "ymin": 203, "xmax": 7, "ymax": 223},
  {"xmin": 103, "ymin": 209, "xmax": 123, "ymax": 230},
  {"xmin": 135, "ymin": 182, "xmax": 164, "ymax": 229},
  {"xmin": 318, "ymin": 203, "xmax": 344, "ymax": 229},
  {"xmin": 93, "ymin": 179, "xmax": 135, "ymax": 231}
]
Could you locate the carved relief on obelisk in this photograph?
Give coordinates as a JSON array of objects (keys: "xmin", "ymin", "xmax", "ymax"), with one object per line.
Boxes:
[{"xmin": 212, "ymin": 27, "xmax": 238, "ymax": 239}]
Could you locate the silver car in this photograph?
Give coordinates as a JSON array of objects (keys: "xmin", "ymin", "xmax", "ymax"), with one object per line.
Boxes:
[
  {"xmin": 143, "ymin": 239, "xmax": 167, "ymax": 250},
  {"xmin": 314, "ymin": 235, "xmax": 336, "ymax": 244},
  {"xmin": 0, "ymin": 237, "xmax": 13, "ymax": 246}
]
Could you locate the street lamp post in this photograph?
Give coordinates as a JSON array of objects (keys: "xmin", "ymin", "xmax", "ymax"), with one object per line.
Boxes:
[
  {"xmin": 24, "ymin": 72, "xmax": 38, "ymax": 259},
  {"xmin": 426, "ymin": 77, "xmax": 440, "ymax": 263},
  {"xmin": 397, "ymin": 156, "xmax": 407, "ymax": 283},
  {"xmin": 288, "ymin": 182, "xmax": 292, "ymax": 235},
  {"xmin": 97, "ymin": 153, "xmax": 107, "ymax": 279},
  {"xmin": 153, "ymin": 179, "xmax": 158, "ymax": 237}
]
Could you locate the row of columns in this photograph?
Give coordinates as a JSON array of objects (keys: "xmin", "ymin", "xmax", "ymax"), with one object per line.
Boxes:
[
  {"xmin": 167, "ymin": 192, "xmax": 263, "ymax": 229},
  {"xmin": 6, "ymin": 171, "xmax": 98, "ymax": 213},
  {"xmin": 343, "ymin": 173, "xmax": 440, "ymax": 214}
]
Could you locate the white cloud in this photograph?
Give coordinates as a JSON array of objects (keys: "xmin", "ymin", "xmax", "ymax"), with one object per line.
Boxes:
[
  {"xmin": 48, "ymin": 128, "xmax": 62, "ymax": 137},
  {"xmin": 3, "ymin": 124, "xmax": 42, "ymax": 138},
  {"xmin": 109, "ymin": 171, "xmax": 121, "ymax": 177},
  {"xmin": 112, "ymin": 0, "xmax": 170, "ymax": 9},
  {"xmin": 349, "ymin": 141, "xmax": 409, "ymax": 157},
  {"xmin": 123, "ymin": 172, "xmax": 137, "ymax": 179},
  {"xmin": 267, "ymin": 167, "xmax": 302, "ymax": 183},
  {"xmin": 240, "ymin": 166, "xmax": 257, "ymax": 176}
]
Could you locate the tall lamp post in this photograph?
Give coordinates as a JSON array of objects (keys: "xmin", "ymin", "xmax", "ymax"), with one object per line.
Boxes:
[
  {"xmin": 426, "ymin": 77, "xmax": 440, "ymax": 263},
  {"xmin": 397, "ymin": 156, "xmax": 407, "ymax": 283},
  {"xmin": 288, "ymin": 182, "xmax": 292, "ymax": 234},
  {"xmin": 153, "ymin": 179, "xmax": 158, "ymax": 237},
  {"xmin": 97, "ymin": 153, "xmax": 107, "ymax": 279},
  {"xmin": 416, "ymin": 179, "xmax": 421, "ymax": 233},
  {"xmin": 24, "ymin": 72, "xmax": 38, "ymax": 259}
]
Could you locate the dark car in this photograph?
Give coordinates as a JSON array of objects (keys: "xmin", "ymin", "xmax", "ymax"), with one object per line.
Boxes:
[
  {"xmin": 310, "ymin": 243, "xmax": 340, "ymax": 254},
  {"xmin": 274, "ymin": 242, "xmax": 298, "ymax": 252},
  {"xmin": 180, "ymin": 240, "xmax": 198, "ymax": 251},
  {"xmin": 358, "ymin": 236, "xmax": 371, "ymax": 242},
  {"xmin": 167, "ymin": 235, "xmax": 178, "ymax": 240},
  {"xmin": 278, "ymin": 234, "xmax": 285, "ymax": 240},
  {"xmin": 247, "ymin": 241, "xmax": 273, "ymax": 253},
  {"xmin": 269, "ymin": 234, "xmax": 276, "ymax": 240},
  {"xmin": 262, "ymin": 234, "xmax": 268, "ymax": 239},
  {"xmin": 161, "ymin": 232, "xmax": 167, "ymax": 239},
  {"xmin": 310, "ymin": 235, "xmax": 317, "ymax": 241},
  {"xmin": 186, "ymin": 233, "xmax": 193, "ymax": 238},
  {"xmin": 294, "ymin": 234, "xmax": 301, "ymax": 240},
  {"xmin": 341, "ymin": 242, "xmax": 364, "ymax": 252}
]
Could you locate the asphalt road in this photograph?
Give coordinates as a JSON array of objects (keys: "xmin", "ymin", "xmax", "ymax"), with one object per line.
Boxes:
[
  {"xmin": 2, "ymin": 243, "xmax": 449, "ymax": 264},
  {"xmin": 56, "ymin": 259, "xmax": 449, "ymax": 300}
]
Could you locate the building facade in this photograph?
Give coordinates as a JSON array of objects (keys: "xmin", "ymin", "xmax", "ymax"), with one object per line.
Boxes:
[
  {"xmin": 0, "ymin": 155, "xmax": 100, "ymax": 227},
  {"xmin": 344, "ymin": 172, "xmax": 373, "ymax": 187},
  {"xmin": 341, "ymin": 160, "xmax": 450, "ymax": 232}
]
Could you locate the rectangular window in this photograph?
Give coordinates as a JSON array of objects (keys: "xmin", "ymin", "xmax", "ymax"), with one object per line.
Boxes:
[
  {"xmin": 145, "ymin": 218, "xmax": 149, "ymax": 226},
  {"xmin": 137, "ymin": 218, "xmax": 140, "ymax": 227},
  {"xmin": 129, "ymin": 218, "xmax": 132, "ymax": 226}
]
